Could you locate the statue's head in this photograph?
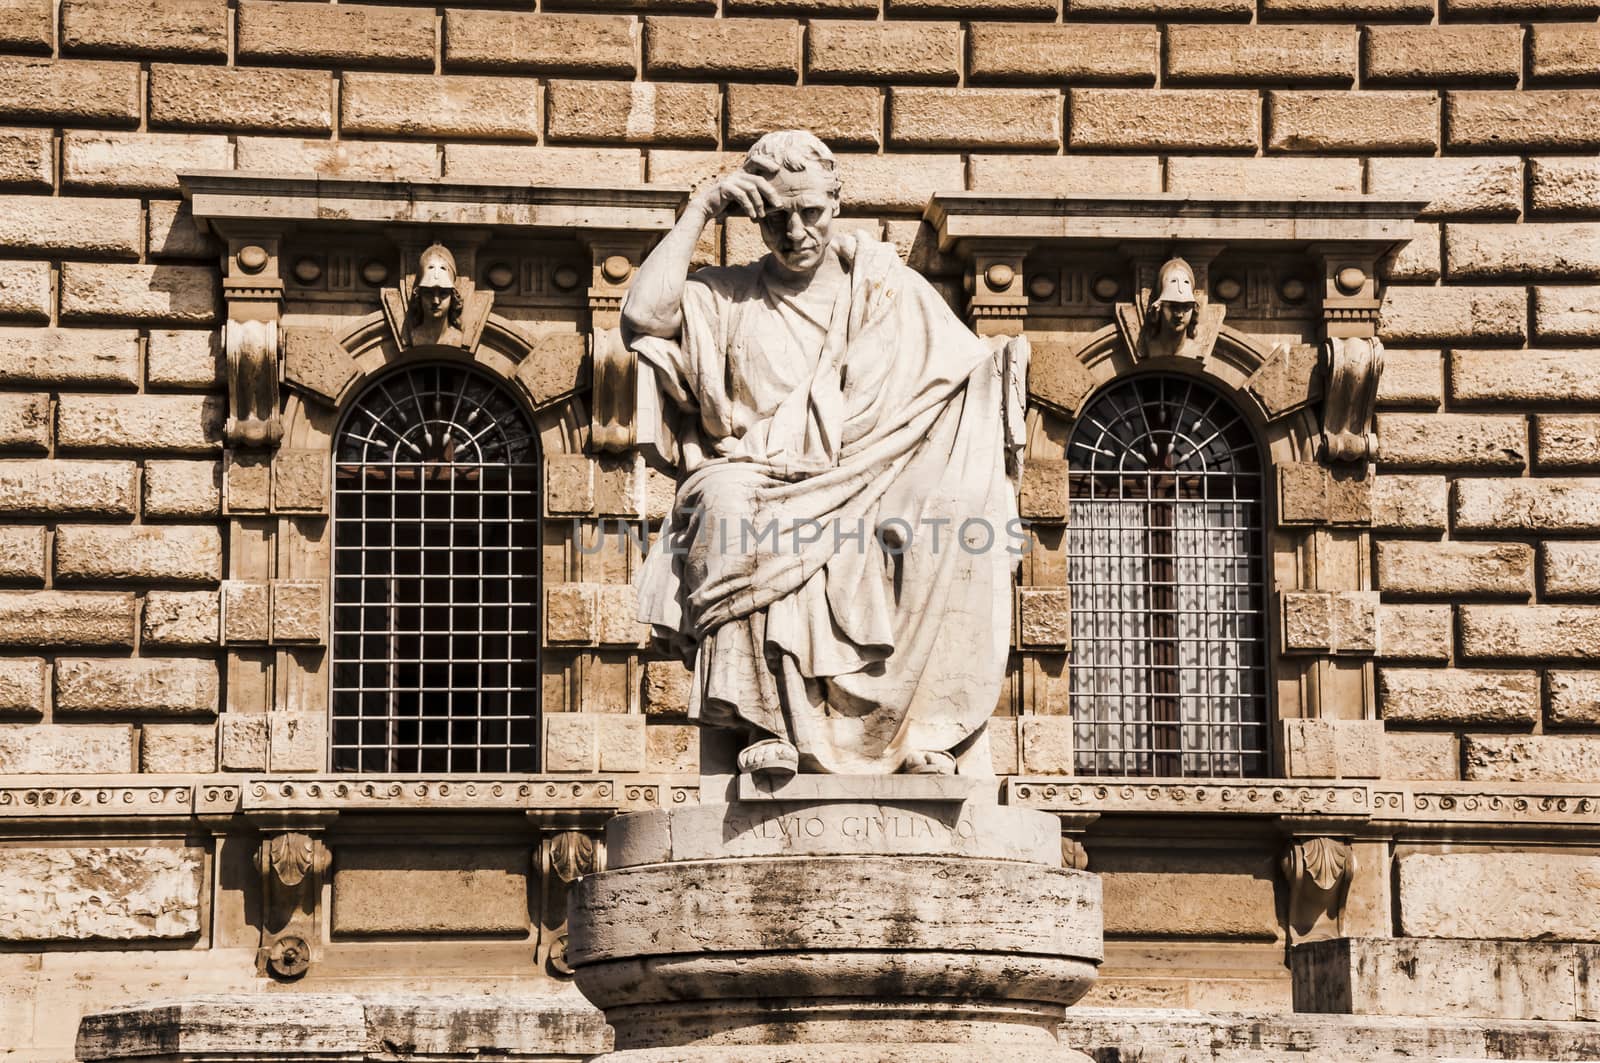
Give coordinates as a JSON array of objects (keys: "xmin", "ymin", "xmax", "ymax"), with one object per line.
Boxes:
[
  {"xmin": 415, "ymin": 243, "xmax": 459, "ymax": 323},
  {"xmin": 1148, "ymin": 258, "xmax": 1199, "ymax": 340},
  {"xmin": 742, "ymin": 130, "xmax": 841, "ymax": 276}
]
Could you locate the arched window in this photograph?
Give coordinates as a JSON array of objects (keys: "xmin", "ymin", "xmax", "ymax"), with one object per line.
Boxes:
[
  {"xmin": 1067, "ymin": 374, "xmax": 1267, "ymax": 778},
  {"xmin": 331, "ymin": 364, "xmax": 541, "ymax": 773}
]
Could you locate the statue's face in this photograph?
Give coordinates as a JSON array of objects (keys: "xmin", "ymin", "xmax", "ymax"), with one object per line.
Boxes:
[
  {"xmin": 420, "ymin": 286, "xmax": 452, "ymax": 320},
  {"xmin": 758, "ymin": 168, "xmax": 838, "ymax": 276},
  {"xmin": 1160, "ymin": 300, "xmax": 1196, "ymax": 336}
]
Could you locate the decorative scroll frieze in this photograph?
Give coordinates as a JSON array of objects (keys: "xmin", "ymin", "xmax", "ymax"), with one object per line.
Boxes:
[
  {"xmin": 1007, "ymin": 779, "xmax": 1374, "ymax": 819},
  {"xmin": 0, "ymin": 783, "xmax": 194, "ymax": 817}
]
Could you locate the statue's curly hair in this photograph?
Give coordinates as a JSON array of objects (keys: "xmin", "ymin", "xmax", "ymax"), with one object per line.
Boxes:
[{"xmin": 741, "ymin": 130, "xmax": 841, "ymax": 197}]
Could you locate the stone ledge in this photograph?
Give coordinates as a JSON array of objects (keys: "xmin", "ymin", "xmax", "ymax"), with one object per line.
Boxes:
[{"xmin": 76, "ymin": 993, "xmax": 609, "ymax": 1061}]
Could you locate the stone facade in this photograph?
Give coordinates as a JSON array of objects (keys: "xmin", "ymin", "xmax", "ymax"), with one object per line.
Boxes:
[{"xmin": 0, "ymin": 1, "xmax": 1595, "ymax": 1060}]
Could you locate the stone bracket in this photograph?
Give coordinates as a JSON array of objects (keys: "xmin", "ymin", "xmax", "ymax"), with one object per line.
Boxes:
[
  {"xmin": 250, "ymin": 816, "xmax": 334, "ymax": 980},
  {"xmin": 535, "ymin": 827, "xmax": 604, "ymax": 978},
  {"xmin": 581, "ymin": 234, "xmax": 660, "ymax": 457},
  {"xmin": 1281, "ymin": 835, "xmax": 1355, "ymax": 944},
  {"xmin": 1321, "ymin": 336, "xmax": 1383, "ymax": 466},
  {"xmin": 221, "ymin": 236, "xmax": 285, "ymax": 453}
]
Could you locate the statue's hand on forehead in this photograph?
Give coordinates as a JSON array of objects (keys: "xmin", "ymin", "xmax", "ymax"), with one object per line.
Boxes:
[{"xmin": 696, "ymin": 170, "xmax": 781, "ymax": 222}]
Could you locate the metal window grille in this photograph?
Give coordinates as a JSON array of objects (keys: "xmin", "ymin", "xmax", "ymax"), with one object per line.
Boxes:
[
  {"xmin": 331, "ymin": 363, "xmax": 540, "ymax": 773},
  {"xmin": 1066, "ymin": 374, "xmax": 1268, "ymax": 778}
]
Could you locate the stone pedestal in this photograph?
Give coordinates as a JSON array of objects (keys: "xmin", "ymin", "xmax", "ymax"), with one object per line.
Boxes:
[{"xmin": 567, "ymin": 776, "xmax": 1103, "ymax": 1061}]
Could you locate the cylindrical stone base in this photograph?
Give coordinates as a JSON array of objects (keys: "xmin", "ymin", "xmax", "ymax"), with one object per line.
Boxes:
[{"xmin": 568, "ymin": 791, "xmax": 1102, "ymax": 1062}]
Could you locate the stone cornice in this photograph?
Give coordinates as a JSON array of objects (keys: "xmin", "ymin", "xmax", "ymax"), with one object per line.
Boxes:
[
  {"xmin": 180, "ymin": 172, "xmax": 689, "ymax": 237},
  {"xmin": 924, "ymin": 193, "xmax": 1427, "ymax": 254}
]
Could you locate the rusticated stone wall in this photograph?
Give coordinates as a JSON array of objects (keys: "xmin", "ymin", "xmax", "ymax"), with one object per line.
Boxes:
[{"xmin": 1, "ymin": 0, "xmax": 1600, "ymax": 1057}]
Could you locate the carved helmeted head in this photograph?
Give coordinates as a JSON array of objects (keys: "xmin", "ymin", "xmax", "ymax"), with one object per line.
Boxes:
[
  {"xmin": 742, "ymin": 130, "xmax": 841, "ymax": 276},
  {"xmin": 1148, "ymin": 258, "xmax": 1199, "ymax": 340},
  {"xmin": 413, "ymin": 243, "xmax": 462, "ymax": 326}
]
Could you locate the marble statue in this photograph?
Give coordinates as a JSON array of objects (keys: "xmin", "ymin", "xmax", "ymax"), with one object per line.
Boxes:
[{"xmin": 623, "ymin": 130, "xmax": 1025, "ymax": 781}]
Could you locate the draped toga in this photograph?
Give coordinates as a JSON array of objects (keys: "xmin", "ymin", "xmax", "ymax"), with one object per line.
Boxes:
[{"xmin": 629, "ymin": 234, "xmax": 1020, "ymax": 774}]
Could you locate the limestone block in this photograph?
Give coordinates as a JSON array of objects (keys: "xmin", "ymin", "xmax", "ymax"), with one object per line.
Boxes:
[
  {"xmin": 1375, "ymin": 540, "xmax": 1532, "ymax": 597},
  {"xmin": 444, "ymin": 143, "xmax": 637, "ymax": 185},
  {"xmin": 1460, "ymin": 604, "xmax": 1600, "ymax": 659},
  {"xmin": 0, "ymin": 459, "xmax": 137, "ymax": 515},
  {"xmin": 332, "ymin": 846, "xmax": 529, "ymax": 935},
  {"xmin": 141, "ymin": 723, "xmax": 216, "ymax": 773},
  {"xmin": 1464, "ymin": 734, "xmax": 1600, "ymax": 781},
  {"xmin": 726, "ymin": 84, "xmax": 881, "ymax": 149},
  {"xmin": 146, "ymin": 328, "xmax": 221, "ymax": 388},
  {"xmin": 143, "ymin": 590, "xmax": 219, "ymax": 647},
  {"xmin": 0, "ymin": 57, "xmax": 140, "ymax": 126},
  {"xmin": 1168, "ymin": 25, "xmax": 1354, "ymax": 84},
  {"xmin": 343, "ymin": 72, "xmax": 539, "ymax": 141},
  {"xmin": 1399, "ymin": 851, "xmax": 1600, "ymax": 940},
  {"xmin": 0, "ymin": 846, "xmax": 202, "ymax": 940},
  {"xmin": 61, "ymin": 0, "xmax": 225, "ymax": 58},
  {"xmin": 514, "ymin": 331, "xmax": 587, "ymax": 408},
  {"xmin": 1269, "ymin": 90, "xmax": 1438, "ymax": 152},
  {"xmin": 1446, "ymin": 90, "xmax": 1600, "ymax": 151},
  {"xmin": 597, "ymin": 713, "xmax": 646, "ymax": 772},
  {"xmin": 270, "ymin": 712, "xmax": 325, "ymax": 771},
  {"xmin": 646, "ymin": 16, "xmax": 799, "ymax": 78},
  {"xmin": 1548, "ymin": 670, "xmax": 1600, "ymax": 726},
  {"xmin": 969, "ymin": 155, "xmax": 1160, "ymax": 197},
  {"xmin": 1282, "ymin": 719, "xmax": 1382, "ymax": 778},
  {"xmin": 1380, "ymin": 285, "xmax": 1526, "ymax": 344},
  {"xmin": 0, "ymin": 326, "xmax": 137, "ymax": 386},
  {"xmin": 1277, "ymin": 463, "xmax": 1371, "ymax": 525},
  {"xmin": 0, "ymin": 590, "xmax": 136, "ymax": 646},
  {"xmin": 1368, "ymin": 474, "xmax": 1447, "ymax": 531},
  {"xmin": 1019, "ymin": 459, "xmax": 1068, "ymax": 521},
  {"xmin": 0, "ymin": 260, "xmax": 47, "ymax": 320},
  {"xmin": 222, "ymin": 580, "xmax": 270, "ymax": 643},
  {"xmin": 1376, "ymin": 412, "xmax": 1526, "ymax": 470},
  {"xmin": 1020, "ymin": 715, "xmax": 1074, "ymax": 773},
  {"xmin": 0, "ymin": 525, "xmax": 46, "ymax": 584},
  {"xmin": 1069, "ymin": 89, "xmax": 1260, "ymax": 151},
  {"xmin": 1098, "ymin": 849, "xmax": 1279, "ymax": 939},
  {"xmin": 143, "ymin": 461, "xmax": 221, "ymax": 518},
  {"xmin": 0, "ymin": 656, "xmax": 45, "ymax": 716},
  {"xmin": 596, "ymin": 584, "xmax": 648, "ymax": 647},
  {"xmin": 56, "ymin": 657, "xmax": 219, "ymax": 716},
  {"xmin": 0, "ymin": 722, "xmax": 133, "ymax": 771},
  {"xmin": 547, "ymin": 80, "xmax": 718, "ymax": 146},
  {"xmin": 272, "ymin": 580, "xmax": 325, "ymax": 643},
  {"xmin": 62, "ymin": 130, "xmax": 231, "ymax": 193},
  {"xmin": 240, "ymin": 136, "xmax": 439, "ymax": 179},
  {"xmin": 1375, "ymin": 604, "xmax": 1451, "ymax": 661},
  {"xmin": 240, "ymin": 0, "xmax": 435, "ymax": 68},
  {"xmin": 640, "ymin": 660, "xmax": 691, "ymax": 719},
  {"xmin": 1455, "ymin": 477, "xmax": 1600, "ymax": 532},
  {"xmin": 807, "ymin": 20, "xmax": 959, "ymax": 83},
  {"xmin": 1281, "ymin": 591, "xmax": 1377, "ymax": 653},
  {"xmin": 77, "ymin": 995, "xmax": 608, "ymax": 1061},
  {"xmin": 1382, "ymin": 731, "xmax": 1458, "ymax": 780},
  {"xmin": 545, "ymin": 713, "xmax": 598, "ymax": 772},
  {"xmin": 831, "ymin": 152, "xmax": 967, "ymax": 213},
  {"xmin": 147, "ymin": 200, "xmax": 218, "ymax": 261},
  {"xmin": 1536, "ymin": 286, "xmax": 1600, "ymax": 343},
  {"xmin": 271, "ymin": 450, "xmax": 327, "ymax": 513},
  {"xmin": 645, "ymin": 722, "xmax": 697, "ymax": 774},
  {"xmin": 1293, "ymin": 937, "xmax": 1578, "ymax": 1021},
  {"xmin": 281, "ymin": 327, "xmax": 357, "ymax": 403},
  {"xmin": 0, "ymin": 393, "xmax": 50, "ymax": 452},
  {"xmin": 149, "ymin": 64, "xmax": 331, "ymax": 134},
  {"xmin": 1447, "ymin": 222, "xmax": 1600, "ymax": 281},
  {"xmin": 223, "ymin": 452, "xmax": 270, "ymax": 512},
  {"xmin": 1019, "ymin": 588, "xmax": 1071, "ymax": 648},
  {"xmin": 546, "ymin": 583, "xmax": 597, "ymax": 644},
  {"xmin": 1378, "ymin": 667, "xmax": 1538, "ymax": 726},
  {"xmin": 0, "ymin": 126, "xmax": 51, "ymax": 190},
  {"xmin": 1452, "ymin": 349, "xmax": 1600, "ymax": 404},
  {"xmin": 1366, "ymin": 156, "xmax": 1522, "ymax": 218},
  {"xmin": 59, "ymin": 263, "xmax": 219, "ymax": 324},
  {"xmin": 1532, "ymin": 157, "xmax": 1600, "ymax": 215},
  {"xmin": 56, "ymin": 395, "xmax": 223, "ymax": 452},
  {"xmin": 1027, "ymin": 341, "xmax": 1097, "ymax": 415},
  {"xmin": 1374, "ymin": 349, "xmax": 1442, "ymax": 408},
  {"xmin": 444, "ymin": 11, "xmax": 635, "ymax": 75},
  {"xmin": 890, "ymin": 87, "xmax": 1062, "ymax": 151},
  {"xmin": 1536, "ymin": 414, "xmax": 1600, "ymax": 469},
  {"xmin": 220, "ymin": 714, "xmax": 267, "ymax": 771},
  {"xmin": 55, "ymin": 525, "xmax": 221, "ymax": 584}
]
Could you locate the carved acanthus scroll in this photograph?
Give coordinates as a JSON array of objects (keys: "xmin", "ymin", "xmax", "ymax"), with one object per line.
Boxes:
[
  {"xmin": 538, "ymin": 829, "xmax": 602, "ymax": 978},
  {"xmin": 254, "ymin": 830, "xmax": 332, "ymax": 979},
  {"xmin": 1282, "ymin": 836, "xmax": 1355, "ymax": 943},
  {"xmin": 1320, "ymin": 337, "xmax": 1383, "ymax": 465}
]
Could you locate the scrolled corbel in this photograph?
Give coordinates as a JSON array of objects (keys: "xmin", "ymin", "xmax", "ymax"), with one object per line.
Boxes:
[
  {"xmin": 254, "ymin": 830, "xmax": 332, "ymax": 979},
  {"xmin": 224, "ymin": 317, "xmax": 282, "ymax": 450},
  {"xmin": 1282, "ymin": 836, "xmax": 1355, "ymax": 943},
  {"xmin": 539, "ymin": 829, "xmax": 602, "ymax": 978},
  {"xmin": 1320, "ymin": 336, "xmax": 1383, "ymax": 465}
]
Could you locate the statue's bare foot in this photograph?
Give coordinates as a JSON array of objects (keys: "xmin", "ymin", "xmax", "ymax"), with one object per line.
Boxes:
[
  {"xmin": 737, "ymin": 738, "xmax": 799, "ymax": 783},
  {"xmin": 902, "ymin": 749, "xmax": 957, "ymax": 775}
]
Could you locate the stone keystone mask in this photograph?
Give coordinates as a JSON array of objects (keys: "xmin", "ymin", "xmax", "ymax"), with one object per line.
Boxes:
[
  {"xmin": 412, "ymin": 243, "xmax": 462, "ymax": 327},
  {"xmin": 1148, "ymin": 257, "xmax": 1199, "ymax": 340}
]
